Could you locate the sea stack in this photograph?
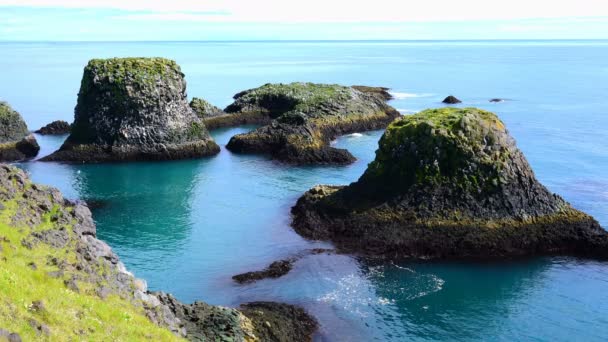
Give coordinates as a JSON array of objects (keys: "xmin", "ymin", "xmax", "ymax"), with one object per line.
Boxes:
[
  {"xmin": 42, "ymin": 58, "xmax": 219, "ymax": 163},
  {"xmin": 292, "ymin": 107, "xmax": 608, "ymax": 259},
  {"xmin": 442, "ymin": 95, "xmax": 462, "ymax": 104},
  {"xmin": 0, "ymin": 101, "xmax": 39, "ymax": 161},
  {"xmin": 224, "ymin": 82, "xmax": 400, "ymax": 165}
]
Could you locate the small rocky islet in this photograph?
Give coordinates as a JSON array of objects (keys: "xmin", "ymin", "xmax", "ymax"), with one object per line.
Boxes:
[
  {"xmin": 292, "ymin": 107, "xmax": 608, "ymax": 259},
  {"xmin": 41, "ymin": 57, "xmax": 220, "ymax": 163},
  {"xmin": 35, "ymin": 120, "xmax": 71, "ymax": 135},
  {"xmin": 221, "ymin": 82, "xmax": 400, "ymax": 164},
  {"xmin": 0, "ymin": 102, "xmax": 39, "ymax": 161}
]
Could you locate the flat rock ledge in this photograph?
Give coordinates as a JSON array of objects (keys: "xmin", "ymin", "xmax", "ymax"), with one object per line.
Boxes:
[
  {"xmin": 0, "ymin": 102, "xmax": 39, "ymax": 161},
  {"xmin": 291, "ymin": 108, "xmax": 608, "ymax": 259},
  {"xmin": 0, "ymin": 164, "xmax": 316, "ymax": 341},
  {"xmin": 223, "ymin": 82, "xmax": 400, "ymax": 165},
  {"xmin": 41, "ymin": 58, "xmax": 219, "ymax": 163}
]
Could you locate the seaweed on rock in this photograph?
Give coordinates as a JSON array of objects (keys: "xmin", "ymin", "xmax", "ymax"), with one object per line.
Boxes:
[{"xmin": 292, "ymin": 107, "xmax": 608, "ymax": 259}]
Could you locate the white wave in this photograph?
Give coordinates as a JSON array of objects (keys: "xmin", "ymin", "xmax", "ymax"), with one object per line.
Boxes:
[
  {"xmin": 396, "ymin": 108, "xmax": 418, "ymax": 114},
  {"xmin": 346, "ymin": 133, "xmax": 363, "ymax": 138},
  {"xmin": 390, "ymin": 92, "xmax": 434, "ymax": 100}
]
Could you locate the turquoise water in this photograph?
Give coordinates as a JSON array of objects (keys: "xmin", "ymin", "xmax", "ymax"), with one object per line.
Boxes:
[{"xmin": 3, "ymin": 41, "xmax": 608, "ymax": 341}]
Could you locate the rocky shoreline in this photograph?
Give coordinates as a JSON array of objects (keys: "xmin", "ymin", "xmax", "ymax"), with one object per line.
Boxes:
[
  {"xmin": 0, "ymin": 164, "xmax": 317, "ymax": 341},
  {"xmin": 292, "ymin": 108, "xmax": 608, "ymax": 259}
]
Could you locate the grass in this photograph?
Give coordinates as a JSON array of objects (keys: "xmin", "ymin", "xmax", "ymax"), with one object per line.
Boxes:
[{"xmin": 0, "ymin": 181, "xmax": 183, "ymax": 341}]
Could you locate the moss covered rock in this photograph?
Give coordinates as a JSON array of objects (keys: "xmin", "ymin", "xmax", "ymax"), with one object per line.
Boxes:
[
  {"xmin": 292, "ymin": 108, "xmax": 608, "ymax": 258},
  {"xmin": 0, "ymin": 164, "xmax": 317, "ymax": 341},
  {"xmin": 0, "ymin": 102, "xmax": 39, "ymax": 161},
  {"xmin": 42, "ymin": 58, "xmax": 219, "ymax": 163},
  {"xmin": 189, "ymin": 97, "xmax": 224, "ymax": 120},
  {"xmin": 224, "ymin": 82, "xmax": 400, "ymax": 164}
]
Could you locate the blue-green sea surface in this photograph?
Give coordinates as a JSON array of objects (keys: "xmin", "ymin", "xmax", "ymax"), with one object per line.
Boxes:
[{"xmin": 3, "ymin": 40, "xmax": 608, "ymax": 341}]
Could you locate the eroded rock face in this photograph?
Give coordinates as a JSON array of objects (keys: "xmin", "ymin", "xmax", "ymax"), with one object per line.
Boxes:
[
  {"xmin": 42, "ymin": 58, "xmax": 219, "ymax": 163},
  {"xmin": 0, "ymin": 102, "xmax": 39, "ymax": 161},
  {"xmin": 225, "ymin": 82, "xmax": 400, "ymax": 164},
  {"xmin": 35, "ymin": 120, "xmax": 71, "ymax": 135},
  {"xmin": 292, "ymin": 108, "xmax": 608, "ymax": 259}
]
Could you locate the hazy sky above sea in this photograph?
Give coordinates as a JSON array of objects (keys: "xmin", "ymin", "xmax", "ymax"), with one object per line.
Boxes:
[{"xmin": 1, "ymin": 0, "xmax": 607, "ymax": 40}]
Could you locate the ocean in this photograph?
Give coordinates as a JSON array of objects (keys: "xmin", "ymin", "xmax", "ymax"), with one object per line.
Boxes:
[{"xmin": 2, "ymin": 40, "xmax": 608, "ymax": 341}]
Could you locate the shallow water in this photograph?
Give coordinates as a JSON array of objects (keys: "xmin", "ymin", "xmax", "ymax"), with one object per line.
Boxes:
[{"xmin": 3, "ymin": 41, "xmax": 608, "ymax": 341}]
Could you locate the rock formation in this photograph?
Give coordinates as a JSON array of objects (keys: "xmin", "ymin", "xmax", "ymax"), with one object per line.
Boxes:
[
  {"xmin": 35, "ymin": 120, "xmax": 71, "ymax": 135},
  {"xmin": 189, "ymin": 97, "xmax": 225, "ymax": 122},
  {"xmin": 292, "ymin": 107, "xmax": 608, "ymax": 259},
  {"xmin": 42, "ymin": 58, "xmax": 219, "ymax": 163},
  {"xmin": 0, "ymin": 164, "xmax": 316, "ymax": 341},
  {"xmin": 0, "ymin": 102, "xmax": 39, "ymax": 161},
  {"xmin": 224, "ymin": 82, "xmax": 400, "ymax": 164},
  {"xmin": 442, "ymin": 95, "xmax": 462, "ymax": 104}
]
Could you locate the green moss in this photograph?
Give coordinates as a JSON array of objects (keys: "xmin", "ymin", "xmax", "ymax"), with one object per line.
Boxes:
[
  {"xmin": 362, "ymin": 107, "xmax": 512, "ymax": 194},
  {"xmin": 0, "ymin": 102, "xmax": 29, "ymax": 143},
  {"xmin": 0, "ymin": 173, "xmax": 183, "ymax": 341},
  {"xmin": 84, "ymin": 57, "xmax": 181, "ymax": 87}
]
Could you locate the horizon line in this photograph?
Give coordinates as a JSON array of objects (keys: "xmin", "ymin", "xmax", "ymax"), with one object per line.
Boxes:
[{"xmin": 1, "ymin": 38, "xmax": 608, "ymax": 43}]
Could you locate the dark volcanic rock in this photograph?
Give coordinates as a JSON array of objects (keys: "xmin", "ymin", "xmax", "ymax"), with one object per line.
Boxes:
[
  {"xmin": 292, "ymin": 107, "xmax": 608, "ymax": 259},
  {"xmin": 240, "ymin": 302, "xmax": 318, "ymax": 342},
  {"xmin": 41, "ymin": 58, "xmax": 219, "ymax": 163},
  {"xmin": 233, "ymin": 259, "xmax": 294, "ymax": 284},
  {"xmin": 442, "ymin": 95, "xmax": 462, "ymax": 104},
  {"xmin": 489, "ymin": 98, "xmax": 505, "ymax": 103},
  {"xmin": 225, "ymin": 82, "xmax": 400, "ymax": 165},
  {"xmin": 0, "ymin": 102, "xmax": 39, "ymax": 161},
  {"xmin": 35, "ymin": 120, "xmax": 71, "ymax": 135},
  {"xmin": 189, "ymin": 97, "xmax": 225, "ymax": 119}
]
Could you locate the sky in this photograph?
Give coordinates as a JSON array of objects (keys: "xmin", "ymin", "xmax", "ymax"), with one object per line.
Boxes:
[{"xmin": 0, "ymin": 0, "xmax": 607, "ymax": 40}]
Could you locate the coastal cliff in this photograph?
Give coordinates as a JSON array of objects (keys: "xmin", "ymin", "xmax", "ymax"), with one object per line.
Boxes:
[
  {"xmin": 0, "ymin": 164, "xmax": 316, "ymax": 341},
  {"xmin": 42, "ymin": 58, "xmax": 219, "ymax": 163},
  {"xmin": 292, "ymin": 108, "xmax": 608, "ymax": 258},
  {"xmin": 223, "ymin": 83, "xmax": 400, "ymax": 164},
  {"xmin": 0, "ymin": 102, "xmax": 39, "ymax": 161}
]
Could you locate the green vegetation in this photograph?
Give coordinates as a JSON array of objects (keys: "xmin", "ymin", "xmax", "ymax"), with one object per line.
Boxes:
[
  {"xmin": 0, "ymin": 102, "xmax": 29, "ymax": 143},
  {"xmin": 0, "ymin": 170, "xmax": 182, "ymax": 341},
  {"xmin": 84, "ymin": 57, "xmax": 181, "ymax": 87},
  {"xmin": 362, "ymin": 107, "xmax": 512, "ymax": 193}
]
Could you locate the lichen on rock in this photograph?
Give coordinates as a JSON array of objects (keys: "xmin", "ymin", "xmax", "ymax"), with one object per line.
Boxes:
[
  {"xmin": 42, "ymin": 58, "xmax": 219, "ymax": 163},
  {"xmin": 189, "ymin": 97, "xmax": 224, "ymax": 120},
  {"xmin": 292, "ymin": 107, "xmax": 608, "ymax": 258},
  {"xmin": 224, "ymin": 82, "xmax": 400, "ymax": 165},
  {"xmin": 0, "ymin": 102, "xmax": 39, "ymax": 161}
]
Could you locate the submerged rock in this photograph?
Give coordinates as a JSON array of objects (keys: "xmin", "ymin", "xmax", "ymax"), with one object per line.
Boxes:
[
  {"xmin": 224, "ymin": 82, "xmax": 400, "ymax": 165},
  {"xmin": 0, "ymin": 102, "xmax": 39, "ymax": 161},
  {"xmin": 233, "ymin": 259, "xmax": 295, "ymax": 284},
  {"xmin": 292, "ymin": 107, "xmax": 608, "ymax": 259},
  {"xmin": 489, "ymin": 98, "xmax": 505, "ymax": 103},
  {"xmin": 0, "ymin": 164, "xmax": 317, "ymax": 341},
  {"xmin": 189, "ymin": 97, "xmax": 225, "ymax": 120},
  {"xmin": 42, "ymin": 58, "xmax": 219, "ymax": 163},
  {"xmin": 442, "ymin": 95, "xmax": 462, "ymax": 104},
  {"xmin": 35, "ymin": 120, "xmax": 71, "ymax": 135}
]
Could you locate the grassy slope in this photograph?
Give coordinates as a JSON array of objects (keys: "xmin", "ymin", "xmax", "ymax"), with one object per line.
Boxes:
[{"xmin": 0, "ymin": 183, "xmax": 182, "ymax": 341}]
